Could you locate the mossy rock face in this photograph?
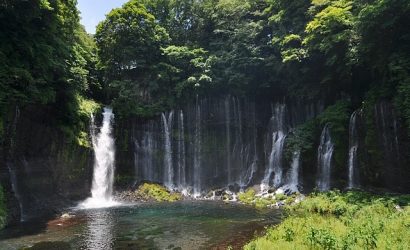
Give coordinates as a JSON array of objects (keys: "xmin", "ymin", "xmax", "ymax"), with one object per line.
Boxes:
[
  {"xmin": 136, "ymin": 183, "xmax": 182, "ymax": 202},
  {"xmin": 22, "ymin": 241, "xmax": 71, "ymax": 250}
]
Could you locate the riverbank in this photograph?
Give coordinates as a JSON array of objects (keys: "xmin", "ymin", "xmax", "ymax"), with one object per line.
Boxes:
[{"xmin": 244, "ymin": 190, "xmax": 410, "ymax": 249}]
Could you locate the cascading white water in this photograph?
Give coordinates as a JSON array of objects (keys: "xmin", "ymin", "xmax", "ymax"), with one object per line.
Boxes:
[
  {"xmin": 129, "ymin": 97, "xmax": 328, "ymax": 196},
  {"xmin": 193, "ymin": 96, "xmax": 202, "ymax": 196},
  {"xmin": 80, "ymin": 107, "xmax": 117, "ymax": 209},
  {"xmin": 283, "ymin": 151, "xmax": 301, "ymax": 193},
  {"xmin": 317, "ymin": 124, "xmax": 334, "ymax": 191},
  {"xmin": 177, "ymin": 110, "xmax": 186, "ymax": 189},
  {"xmin": 348, "ymin": 111, "xmax": 359, "ymax": 189},
  {"xmin": 261, "ymin": 104, "xmax": 287, "ymax": 189},
  {"xmin": 162, "ymin": 111, "xmax": 174, "ymax": 189}
]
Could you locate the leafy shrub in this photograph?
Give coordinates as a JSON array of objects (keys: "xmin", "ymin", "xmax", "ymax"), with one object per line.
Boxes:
[{"xmin": 245, "ymin": 191, "xmax": 410, "ymax": 250}]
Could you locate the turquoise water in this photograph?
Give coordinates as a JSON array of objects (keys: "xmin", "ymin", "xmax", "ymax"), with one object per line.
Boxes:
[{"xmin": 0, "ymin": 201, "xmax": 281, "ymax": 250}]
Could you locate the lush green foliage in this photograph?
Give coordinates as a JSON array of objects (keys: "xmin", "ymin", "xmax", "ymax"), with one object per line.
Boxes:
[
  {"xmin": 0, "ymin": 0, "xmax": 100, "ymax": 144},
  {"xmin": 94, "ymin": 0, "xmax": 410, "ymax": 123},
  {"xmin": 0, "ymin": 185, "xmax": 6, "ymax": 230},
  {"xmin": 136, "ymin": 183, "xmax": 182, "ymax": 202},
  {"xmin": 245, "ymin": 190, "xmax": 410, "ymax": 250}
]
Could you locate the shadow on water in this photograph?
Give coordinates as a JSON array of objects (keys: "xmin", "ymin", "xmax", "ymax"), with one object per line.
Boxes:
[{"xmin": 0, "ymin": 217, "xmax": 52, "ymax": 240}]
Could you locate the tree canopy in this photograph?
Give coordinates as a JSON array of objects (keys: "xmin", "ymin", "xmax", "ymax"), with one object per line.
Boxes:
[{"xmin": 1, "ymin": 0, "xmax": 409, "ymax": 128}]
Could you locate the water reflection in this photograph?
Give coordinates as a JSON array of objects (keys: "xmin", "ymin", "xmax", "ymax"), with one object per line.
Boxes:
[
  {"xmin": 82, "ymin": 209, "xmax": 115, "ymax": 250},
  {"xmin": 0, "ymin": 202, "xmax": 282, "ymax": 250}
]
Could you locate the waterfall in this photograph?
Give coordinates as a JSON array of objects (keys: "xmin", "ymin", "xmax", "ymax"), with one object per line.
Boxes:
[
  {"xmin": 225, "ymin": 96, "xmax": 232, "ymax": 184},
  {"xmin": 177, "ymin": 110, "xmax": 186, "ymax": 189},
  {"xmin": 80, "ymin": 107, "xmax": 117, "ymax": 209},
  {"xmin": 233, "ymin": 97, "xmax": 244, "ymax": 184},
  {"xmin": 7, "ymin": 105, "xmax": 26, "ymax": 221},
  {"xmin": 284, "ymin": 151, "xmax": 301, "ymax": 193},
  {"xmin": 6, "ymin": 162, "xmax": 25, "ymax": 221},
  {"xmin": 374, "ymin": 102, "xmax": 404, "ymax": 189},
  {"xmin": 141, "ymin": 123, "xmax": 155, "ymax": 181},
  {"xmin": 193, "ymin": 96, "xmax": 202, "ymax": 195},
  {"xmin": 134, "ymin": 140, "xmax": 138, "ymax": 182},
  {"xmin": 262, "ymin": 104, "xmax": 287, "ymax": 189},
  {"xmin": 317, "ymin": 124, "xmax": 334, "ymax": 191},
  {"xmin": 128, "ymin": 96, "xmax": 332, "ymax": 195},
  {"xmin": 348, "ymin": 111, "xmax": 359, "ymax": 189},
  {"xmin": 243, "ymin": 104, "xmax": 258, "ymax": 187},
  {"xmin": 375, "ymin": 102, "xmax": 400, "ymax": 161},
  {"xmin": 162, "ymin": 111, "xmax": 174, "ymax": 189}
]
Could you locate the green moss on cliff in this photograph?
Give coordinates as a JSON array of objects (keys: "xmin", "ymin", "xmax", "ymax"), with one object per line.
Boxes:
[
  {"xmin": 285, "ymin": 101, "xmax": 350, "ymax": 174},
  {"xmin": 60, "ymin": 95, "xmax": 101, "ymax": 148},
  {"xmin": 317, "ymin": 101, "xmax": 351, "ymax": 170}
]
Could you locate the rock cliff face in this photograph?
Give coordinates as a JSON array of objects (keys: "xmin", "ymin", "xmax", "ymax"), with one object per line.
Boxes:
[
  {"xmin": 114, "ymin": 96, "xmax": 321, "ymax": 192},
  {"xmin": 0, "ymin": 105, "xmax": 93, "ymax": 224},
  {"xmin": 1, "ymin": 96, "xmax": 409, "ymax": 226},
  {"xmin": 114, "ymin": 96, "xmax": 410, "ymax": 194}
]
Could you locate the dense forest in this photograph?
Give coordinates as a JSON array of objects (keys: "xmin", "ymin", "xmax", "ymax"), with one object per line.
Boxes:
[
  {"xmin": 0, "ymin": 0, "xmax": 409, "ymax": 246},
  {"xmin": 2, "ymin": 0, "xmax": 410, "ymax": 122}
]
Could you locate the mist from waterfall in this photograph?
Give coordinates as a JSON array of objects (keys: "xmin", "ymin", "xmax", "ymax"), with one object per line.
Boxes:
[
  {"xmin": 80, "ymin": 107, "xmax": 117, "ymax": 209},
  {"xmin": 348, "ymin": 111, "xmax": 359, "ymax": 189},
  {"xmin": 317, "ymin": 124, "xmax": 334, "ymax": 191}
]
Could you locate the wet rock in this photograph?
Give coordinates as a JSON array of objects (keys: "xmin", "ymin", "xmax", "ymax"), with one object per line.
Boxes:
[
  {"xmin": 60, "ymin": 213, "xmax": 73, "ymax": 219},
  {"xmin": 249, "ymin": 185, "xmax": 262, "ymax": 193},
  {"xmin": 227, "ymin": 183, "xmax": 241, "ymax": 193}
]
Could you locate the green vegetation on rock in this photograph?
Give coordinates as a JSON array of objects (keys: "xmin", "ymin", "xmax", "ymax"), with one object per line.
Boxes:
[
  {"xmin": 238, "ymin": 188, "xmax": 299, "ymax": 209},
  {"xmin": 136, "ymin": 183, "xmax": 182, "ymax": 202},
  {"xmin": 245, "ymin": 190, "xmax": 410, "ymax": 250}
]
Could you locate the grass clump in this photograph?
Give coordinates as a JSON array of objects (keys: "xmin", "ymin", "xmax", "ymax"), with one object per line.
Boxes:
[
  {"xmin": 245, "ymin": 190, "xmax": 410, "ymax": 250},
  {"xmin": 136, "ymin": 183, "xmax": 182, "ymax": 202}
]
